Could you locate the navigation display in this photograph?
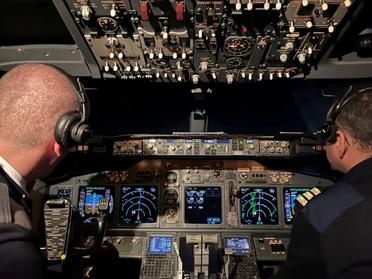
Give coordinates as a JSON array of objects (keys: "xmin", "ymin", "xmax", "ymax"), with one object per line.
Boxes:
[
  {"xmin": 119, "ymin": 186, "xmax": 158, "ymax": 224},
  {"xmin": 240, "ymin": 187, "xmax": 278, "ymax": 225},
  {"xmin": 78, "ymin": 186, "xmax": 114, "ymax": 220},
  {"xmin": 225, "ymin": 237, "xmax": 250, "ymax": 255},
  {"xmin": 283, "ymin": 187, "xmax": 310, "ymax": 224},
  {"xmin": 148, "ymin": 236, "xmax": 173, "ymax": 254},
  {"xmin": 185, "ymin": 186, "xmax": 222, "ymax": 224}
]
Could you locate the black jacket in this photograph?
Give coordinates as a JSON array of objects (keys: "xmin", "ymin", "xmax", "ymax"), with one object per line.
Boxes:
[
  {"xmin": 276, "ymin": 157, "xmax": 372, "ymax": 279},
  {"xmin": 0, "ymin": 169, "xmax": 47, "ymax": 279}
]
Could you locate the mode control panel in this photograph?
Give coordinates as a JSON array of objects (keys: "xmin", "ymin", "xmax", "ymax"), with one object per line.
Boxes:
[{"xmin": 111, "ymin": 138, "xmax": 291, "ymax": 157}]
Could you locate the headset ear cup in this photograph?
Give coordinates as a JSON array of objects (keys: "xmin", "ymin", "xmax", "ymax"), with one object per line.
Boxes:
[
  {"xmin": 54, "ymin": 111, "xmax": 82, "ymax": 147},
  {"xmin": 326, "ymin": 123, "xmax": 338, "ymax": 144}
]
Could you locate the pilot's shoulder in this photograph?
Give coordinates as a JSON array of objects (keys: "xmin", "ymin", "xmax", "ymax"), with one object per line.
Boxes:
[
  {"xmin": 297, "ymin": 182, "xmax": 364, "ymax": 233},
  {"xmin": 294, "ymin": 187, "xmax": 324, "ymax": 209}
]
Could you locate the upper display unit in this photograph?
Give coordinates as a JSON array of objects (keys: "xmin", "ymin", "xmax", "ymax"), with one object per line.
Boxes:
[{"xmin": 53, "ymin": 0, "xmax": 359, "ymax": 82}]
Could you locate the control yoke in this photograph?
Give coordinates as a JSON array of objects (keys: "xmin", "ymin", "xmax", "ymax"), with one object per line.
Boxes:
[{"xmin": 90, "ymin": 198, "xmax": 109, "ymax": 254}]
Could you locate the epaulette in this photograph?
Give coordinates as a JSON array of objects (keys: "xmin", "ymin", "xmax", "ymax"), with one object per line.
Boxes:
[{"xmin": 295, "ymin": 187, "xmax": 323, "ymax": 208}]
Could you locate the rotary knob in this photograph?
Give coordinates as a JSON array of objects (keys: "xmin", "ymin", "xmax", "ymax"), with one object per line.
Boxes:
[
  {"xmin": 285, "ymin": 41, "xmax": 294, "ymax": 52},
  {"xmin": 306, "ymin": 19, "xmax": 313, "ymax": 29},
  {"xmin": 247, "ymin": 0, "xmax": 253, "ymax": 11},
  {"xmin": 106, "ymin": 37, "xmax": 119, "ymax": 47},
  {"xmin": 280, "ymin": 53, "xmax": 288, "ymax": 63},
  {"xmin": 80, "ymin": 5, "xmax": 92, "ymax": 21},
  {"xmin": 344, "ymin": 0, "xmax": 352, "ymax": 7},
  {"xmin": 235, "ymin": 0, "xmax": 242, "ymax": 11},
  {"xmin": 200, "ymin": 61, "xmax": 208, "ymax": 72},
  {"xmin": 192, "ymin": 74, "xmax": 199, "ymax": 84},
  {"xmin": 297, "ymin": 53, "xmax": 306, "ymax": 64}
]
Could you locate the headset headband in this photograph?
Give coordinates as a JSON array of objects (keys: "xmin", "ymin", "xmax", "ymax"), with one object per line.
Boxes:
[{"xmin": 316, "ymin": 85, "xmax": 372, "ymax": 143}]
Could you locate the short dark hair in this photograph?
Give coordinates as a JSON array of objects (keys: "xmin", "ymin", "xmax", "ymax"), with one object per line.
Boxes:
[
  {"xmin": 0, "ymin": 64, "xmax": 79, "ymax": 149},
  {"xmin": 336, "ymin": 86, "xmax": 372, "ymax": 152}
]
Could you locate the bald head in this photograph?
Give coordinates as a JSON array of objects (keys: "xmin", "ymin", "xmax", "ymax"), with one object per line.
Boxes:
[{"xmin": 0, "ymin": 64, "xmax": 79, "ymax": 149}]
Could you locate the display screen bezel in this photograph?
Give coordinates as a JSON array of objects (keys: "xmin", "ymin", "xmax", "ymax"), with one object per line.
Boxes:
[
  {"xmin": 184, "ymin": 186, "xmax": 222, "ymax": 225},
  {"xmin": 118, "ymin": 185, "xmax": 159, "ymax": 225},
  {"xmin": 239, "ymin": 186, "xmax": 279, "ymax": 225},
  {"xmin": 148, "ymin": 235, "xmax": 173, "ymax": 254}
]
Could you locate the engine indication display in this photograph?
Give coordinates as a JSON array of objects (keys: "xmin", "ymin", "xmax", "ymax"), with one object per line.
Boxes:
[
  {"xmin": 119, "ymin": 186, "xmax": 158, "ymax": 225},
  {"xmin": 240, "ymin": 187, "xmax": 278, "ymax": 225},
  {"xmin": 185, "ymin": 186, "xmax": 222, "ymax": 224},
  {"xmin": 283, "ymin": 187, "xmax": 310, "ymax": 224}
]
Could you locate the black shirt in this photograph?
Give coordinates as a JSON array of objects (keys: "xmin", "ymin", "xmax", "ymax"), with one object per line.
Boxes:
[
  {"xmin": 0, "ymin": 169, "xmax": 47, "ymax": 279},
  {"xmin": 276, "ymin": 157, "xmax": 372, "ymax": 279}
]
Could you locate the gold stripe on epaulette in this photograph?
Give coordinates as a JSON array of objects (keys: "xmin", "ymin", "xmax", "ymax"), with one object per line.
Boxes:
[
  {"xmin": 296, "ymin": 195, "xmax": 308, "ymax": 206},
  {"xmin": 310, "ymin": 187, "xmax": 321, "ymax": 196},
  {"xmin": 303, "ymin": 191, "xmax": 314, "ymax": 201}
]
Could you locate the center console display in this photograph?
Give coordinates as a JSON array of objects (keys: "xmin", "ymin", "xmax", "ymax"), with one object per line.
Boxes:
[
  {"xmin": 148, "ymin": 236, "xmax": 173, "ymax": 254},
  {"xmin": 119, "ymin": 186, "xmax": 158, "ymax": 225},
  {"xmin": 240, "ymin": 187, "xmax": 278, "ymax": 225},
  {"xmin": 185, "ymin": 186, "xmax": 222, "ymax": 224},
  {"xmin": 225, "ymin": 237, "xmax": 250, "ymax": 255},
  {"xmin": 283, "ymin": 187, "xmax": 310, "ymax": 224},
  {"xmin": 78, "ymin": 186, "xmax": 114, "ymax": 219}
]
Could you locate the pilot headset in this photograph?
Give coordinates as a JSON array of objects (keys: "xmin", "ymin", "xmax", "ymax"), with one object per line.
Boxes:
[
  {"xmin": 319, "ymin": 85, "xmax": 372, "ymax": 144},
  {"xmin": 54, "ymin": 78, "xmax": 90, "ymax": 147}
]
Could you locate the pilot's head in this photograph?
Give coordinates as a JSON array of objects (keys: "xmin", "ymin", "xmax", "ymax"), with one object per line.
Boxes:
[
  {"xmin": 0, "ymin": 64, "xmax": 79, "ymax": 186},
  {"xmin": 324, "ymin": 85, "xmax": 372, "ymax": 173}
]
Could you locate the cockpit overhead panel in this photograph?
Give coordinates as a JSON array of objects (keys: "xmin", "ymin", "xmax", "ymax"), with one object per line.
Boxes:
[{"xmin": 53, "ymin": 0, "xmax": 360, "ymax": 83}]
